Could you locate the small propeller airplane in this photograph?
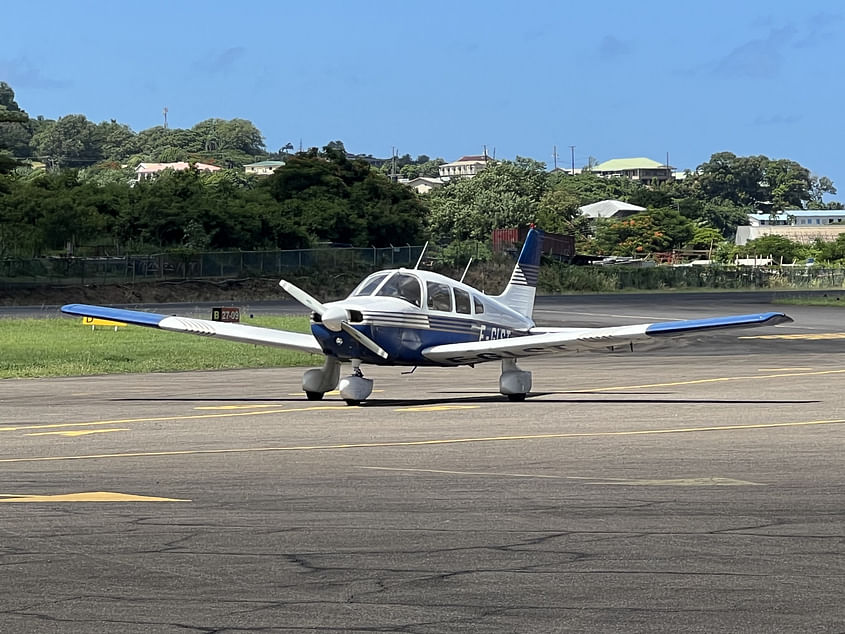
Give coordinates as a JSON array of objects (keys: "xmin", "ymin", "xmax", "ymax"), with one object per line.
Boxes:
[{"xmin": 61, "ymin": 228, "xmax": 792, "ymax": 405}]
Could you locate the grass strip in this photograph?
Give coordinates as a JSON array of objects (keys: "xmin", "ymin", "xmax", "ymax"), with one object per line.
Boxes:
[{"xmin": 0, "ymin": 315, "xmax": 320, "ymax": 379}]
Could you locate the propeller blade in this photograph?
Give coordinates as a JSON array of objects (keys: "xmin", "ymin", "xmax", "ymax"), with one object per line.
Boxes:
[
  {"xmin": 279, "ymin": 280, "xmax": 326, "ymax": 315},
  {"xmin": 341, "ymin": 322, "xmax": 389, "ymax": 359}
]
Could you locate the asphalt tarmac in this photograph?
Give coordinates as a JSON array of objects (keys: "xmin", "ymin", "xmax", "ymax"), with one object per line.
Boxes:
[{"xmin": 1, "ymin": 294, "xmax": 844, "ymax": 633}]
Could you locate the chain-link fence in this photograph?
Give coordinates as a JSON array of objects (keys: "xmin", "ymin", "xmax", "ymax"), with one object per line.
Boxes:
[{"xmin": 0, "ymin": 245, "xmax": 426, "ymax": 287}]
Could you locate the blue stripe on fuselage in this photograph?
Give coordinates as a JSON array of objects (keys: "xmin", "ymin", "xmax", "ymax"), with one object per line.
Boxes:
[{"xmin": 311, "ymin": 321, "xmax": 527, "ymax": 366}]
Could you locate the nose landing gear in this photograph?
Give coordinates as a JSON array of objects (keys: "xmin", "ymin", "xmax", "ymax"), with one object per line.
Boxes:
[{"xmin": 338, "ymin": 359, "xmax": 373, "ymax": 406}]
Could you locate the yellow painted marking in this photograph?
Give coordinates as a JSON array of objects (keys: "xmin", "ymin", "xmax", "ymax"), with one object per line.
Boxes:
[
  {"xmin": 193, "ymin": 404, "xmax": 281, "ymax": 410},
  {"xmin": 360, "ymin": 467, "xmax": 763, "ymax": 486},
  {"xmin": 0, "ymin": 405, "xmax": 347, "ymax": 434},
  {"xmin": 571, "ymin": 367, "xmax": 845, "ymax": 393},
  {"xmin": 1, "ymin": 418, "xmax": 843, "ymax": 464},
  {"xmin": 0, "ymin": 491, "xmax": 189, "ymax": 503},
  {"xmin": 741, "ymin": 333, "xmax": 845, "ymax": 340},
  {"xmin": 82, "ymin": 317, "xmax": 126, "ymax": 328},
  {"xmin": 27, "ymin": 428, "xmax": 128, "ymax": 437},
  {"xmin": 396, "ymin": 405, "xmax": 482, "ymax": 412}
]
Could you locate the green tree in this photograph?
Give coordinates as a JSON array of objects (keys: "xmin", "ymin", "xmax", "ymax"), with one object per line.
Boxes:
[
  {"xmin": 30, "ymin": 114, "xmax": 102, "ymax": 167},
  {"xmin": 427, "ymin": 158, "xmax": 550, "ymax": 240},
  {"xmin": 735, "ymin": 234, "xmax": 804, "ymax": 263},
  {"xmin": 97, "ymin": 120, "xmax": 139, "ymax": 161}
]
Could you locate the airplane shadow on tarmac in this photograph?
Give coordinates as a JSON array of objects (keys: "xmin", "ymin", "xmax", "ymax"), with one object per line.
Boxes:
[{"xmin": 112, "ymin": 394, "xmax": 820, "ymax": 408}]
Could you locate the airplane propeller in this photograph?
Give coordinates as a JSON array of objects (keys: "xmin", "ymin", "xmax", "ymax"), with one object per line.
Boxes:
[{"xmin": 279, "ymin": 280, "xmax": 389, "ymax": 359}]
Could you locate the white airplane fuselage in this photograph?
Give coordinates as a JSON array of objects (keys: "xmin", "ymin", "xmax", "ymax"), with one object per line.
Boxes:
[{"xmin": 310, "ymin": 268, "xmax": 534, "ymax": 366}]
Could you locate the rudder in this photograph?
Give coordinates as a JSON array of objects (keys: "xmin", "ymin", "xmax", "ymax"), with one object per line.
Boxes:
[{"xmin": 496, "ymin": 227, "xmax": 543, "ymax": 317}]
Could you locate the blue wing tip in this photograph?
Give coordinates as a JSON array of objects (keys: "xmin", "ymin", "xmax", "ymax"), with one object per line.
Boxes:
[{"xmin": 646, "ymin": 312, "xmax": 792, "ymax": 336}]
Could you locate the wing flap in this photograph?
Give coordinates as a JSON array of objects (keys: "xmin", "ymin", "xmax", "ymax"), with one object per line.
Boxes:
[
  {"xmin": 422, "ymin": 311, "xmax": 791, "ymax": 365},
  {"xmin": 61, "ymin": 304, "xmax": 323, "ymax": 355}
]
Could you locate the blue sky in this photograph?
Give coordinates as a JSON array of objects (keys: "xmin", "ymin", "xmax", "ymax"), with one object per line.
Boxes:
[{"xmin": 2, "ymin": 1, "xmax": 843, "ymax": 196}]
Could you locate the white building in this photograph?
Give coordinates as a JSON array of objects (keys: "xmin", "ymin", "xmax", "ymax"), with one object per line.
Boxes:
[
  {"xmin": 590, "ymin": 157, "xmax": 673, "ymax": 184},
  {"xmin": 400, "ymin": 176, "xmax": 446, "ymax": 194},
  {"xmin": 737, "ymin": 210, "xmax": 845, "ymax": 245},
  {"xmin": 135, "ymin": 162, "xmax": 221, "ymax": 182},
  {"xmin": 438, "ymin": 155, "xmax": 491, "ymax": 180},
  {"xmin": 244, "ymin": 160, "xmax": 285, "ymax": 176}
]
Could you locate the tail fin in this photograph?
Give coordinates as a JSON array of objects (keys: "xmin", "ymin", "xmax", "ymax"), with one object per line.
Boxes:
[{"xmin": 496, "ymin": 227, "xmax": 543, "ymax": 317}]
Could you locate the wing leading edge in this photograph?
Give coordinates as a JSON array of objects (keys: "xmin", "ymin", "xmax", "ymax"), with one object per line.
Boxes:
[
  {"xmin": 60, "ymin": 304, "xmax": 323, "ymax": 355},
  {"xmin": 421, "ymin": 311, "xmax": 792, "ymax": 365}
]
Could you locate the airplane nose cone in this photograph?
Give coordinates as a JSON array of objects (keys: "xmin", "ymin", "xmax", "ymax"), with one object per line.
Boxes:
[{"xmin": 321, "ymin": 306, "xmax": 348, "ymax": 332}]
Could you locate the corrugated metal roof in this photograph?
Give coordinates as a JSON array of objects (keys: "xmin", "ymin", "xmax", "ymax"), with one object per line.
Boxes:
[
  {"xmin": 579, "ymin": 199, "xmax": 646, "ymax": 218},
  {"xmin": 592, "ymin": 157, "xmax": 671, "ymax": 172}
]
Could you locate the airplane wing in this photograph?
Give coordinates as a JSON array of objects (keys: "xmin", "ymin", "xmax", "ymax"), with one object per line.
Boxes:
[
  {"xmin": 60, "ymin": 304, "xmax": 323, "ymax": 355},
  {"xmin": 421, "ymin": 312, "xmax": 792, "ymax": 365}
]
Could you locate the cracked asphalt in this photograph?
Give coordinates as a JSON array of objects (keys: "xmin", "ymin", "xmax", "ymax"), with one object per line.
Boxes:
[{"xmin": 1, "ymin": 293, "xmax": 844, "ymax": 633}]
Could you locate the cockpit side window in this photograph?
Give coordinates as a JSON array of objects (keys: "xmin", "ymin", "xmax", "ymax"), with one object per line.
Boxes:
[
  {"xmin": 351, "ymin": 273, "xmax": 389, "ymax": 297},
  {"xmin": 426, "ymin": 281, "xmax": 453, "ymax": 312},
  {"xmin": 473, "ymin": 295, "xmax": 485, "ymax": 314},
  {"xmin": 454, "ymin": 288, "xmax": 471, "ymax": 314},
  {"xmin": 375, "ymin": 272, "xmax": 422, "ymax": 306}
]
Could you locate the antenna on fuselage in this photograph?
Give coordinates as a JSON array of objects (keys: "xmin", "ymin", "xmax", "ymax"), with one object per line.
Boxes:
[
  {"xmin": 414, "ymin": 242, "xmax": 429, "ymax": 270},
  {"xmin": 459, "ymin": 257, "xmax": 473, "ymax": 284}
]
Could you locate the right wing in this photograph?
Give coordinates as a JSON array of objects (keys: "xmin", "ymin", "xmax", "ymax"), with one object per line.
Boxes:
[
  {"xmin": 60, "ymin": 304, "xmax": 323, "ymax": 355},
  {"xmin": 422, "ymin": 311, "xmax": 792, "ymax": 365}
]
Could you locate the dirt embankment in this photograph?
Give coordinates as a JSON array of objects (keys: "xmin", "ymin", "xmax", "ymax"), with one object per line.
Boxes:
[
  {"xmin": 2, "ymin": 265, "xmax": 514, "ymax": 307},
  {"xmin": 1, "ymin": 278, "xmax": 313, "ymax": 307}
]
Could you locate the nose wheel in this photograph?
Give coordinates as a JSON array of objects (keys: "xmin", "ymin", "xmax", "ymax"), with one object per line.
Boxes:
[{"xmin": 338, "ymin": 360, "xmax": 373, "ymax": 405}]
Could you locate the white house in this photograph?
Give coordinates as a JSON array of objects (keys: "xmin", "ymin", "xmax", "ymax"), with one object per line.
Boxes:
[
  {"xmin": 135, "ymin": 161, "xmax": 221, "ymax": 182},
  {"xmin": 438, "ymin": 155, "xmax": 491, "ymax": 180},
  {"xmin": 590, "ymin": 157, "xmax": 673, "ymax": 184},
  {"xmin": 244, "ymin": 160, "xmax": 285, "ymax": 176},
  {"xmin": 400, "ymin": 176, "xmax": 446, "ymax": 194}
]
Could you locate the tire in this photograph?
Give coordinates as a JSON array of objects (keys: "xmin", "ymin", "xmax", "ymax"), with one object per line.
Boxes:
[
  {"xmin": 305, "ymin": 391, "xmax": 324, "ymax": 401},
  {"xmin": 506, "ymin": 393, "xmax": 526, "ymax": 402},
  {"xmin": 344, "ymin": 399, "xmax": 361, "ymax": 406}
]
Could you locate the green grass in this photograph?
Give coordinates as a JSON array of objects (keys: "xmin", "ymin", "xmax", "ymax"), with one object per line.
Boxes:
[
  {"xmin": 0, "ymin": 316, "xmax": 321, "ymax": 379},
  {"xmin": 773, "ymin": 295, "xmax": 845, "ymax": 307}
]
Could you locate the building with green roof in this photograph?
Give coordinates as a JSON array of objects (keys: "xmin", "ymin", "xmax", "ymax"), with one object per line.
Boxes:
[{"xmin": 591, "ymin": 157, "xmax": 673, "ymax": 184}]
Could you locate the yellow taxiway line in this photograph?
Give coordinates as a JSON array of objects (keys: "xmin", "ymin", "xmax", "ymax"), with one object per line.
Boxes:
[{"xmin": 2, "ymin": 417, "xmax": 844, "ymax": 464}]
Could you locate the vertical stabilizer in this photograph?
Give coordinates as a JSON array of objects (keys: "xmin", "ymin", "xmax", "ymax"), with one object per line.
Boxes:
[{"xmin": 496, "ymin": 228, "xmax": 543, "ymax": 317}]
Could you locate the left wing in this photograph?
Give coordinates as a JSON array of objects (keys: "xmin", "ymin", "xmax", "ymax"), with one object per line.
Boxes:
[
  {"xmin": 60, "ymin": 304, "xmax": 323, "ymax": 355},
  {"xmin": 422, "ymin": 311, "xmax": 792, "ymax": 365}
]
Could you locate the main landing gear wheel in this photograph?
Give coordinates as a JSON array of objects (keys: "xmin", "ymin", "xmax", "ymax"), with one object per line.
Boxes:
[
  {"xmin": 301, "ymin": 357, "xmax": 341, "ymax": 403},
  {"xmin": 499, "ymin": 359, "xmax": 532, "ymax": 402}
]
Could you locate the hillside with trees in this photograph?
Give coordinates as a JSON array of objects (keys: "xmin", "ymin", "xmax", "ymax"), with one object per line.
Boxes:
[{"xmin": 2, "ymin": 80, "xmax": 844, "ymax": 268}]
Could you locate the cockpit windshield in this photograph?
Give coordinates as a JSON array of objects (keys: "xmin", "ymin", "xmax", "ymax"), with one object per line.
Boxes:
[
  {"xmin": 350, "ymin": 272, "xmax": 389, "ymax": 298},
  {"xmin": 374, "ymin": 272, "xmax": 422, "ymax": 306}
]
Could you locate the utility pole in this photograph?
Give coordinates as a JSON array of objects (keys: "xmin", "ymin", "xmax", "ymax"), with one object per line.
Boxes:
[
  {"xmin": 570, "ymin": 145, "xmax": 575, "ymax": 175},
  {"xmin": 163, "ymin": 106, "xmax": 168, "ymax": 129},
  {"xmin": 553, "ymin": 145, "xmax": 558, "ymax": 170}
]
